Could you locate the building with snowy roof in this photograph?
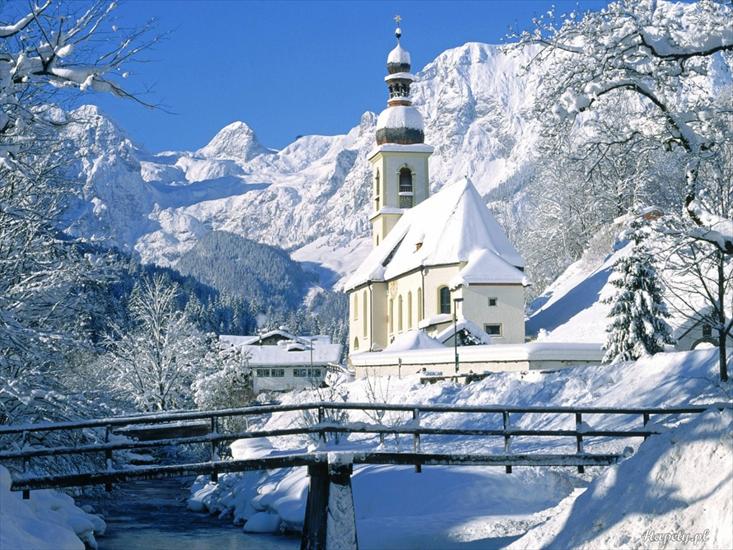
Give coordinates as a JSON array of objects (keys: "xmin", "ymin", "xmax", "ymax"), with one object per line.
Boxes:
[
  {"xmin": 220, "ymin": 330, "xmax": 341, "ymax": 393},
  {"xmin": 345, "ymin": 23, "xmax": 528, "ymax": 361}
]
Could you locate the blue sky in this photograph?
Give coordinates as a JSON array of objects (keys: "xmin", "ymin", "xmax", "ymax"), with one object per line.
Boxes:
[{"xmin": 86, "ymin": 0, "xmax": 606, "ymax": 153}]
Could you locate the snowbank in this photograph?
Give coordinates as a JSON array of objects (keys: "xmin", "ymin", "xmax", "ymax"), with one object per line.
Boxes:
[
  {"xmin": 510, "ymin": 408, "xmax": 733, "ymax": 550},
  {"xmin": 382, "ymin": 330, "xmax": 444, "ymax": 352},
  {"xmin": 0, "ymin": 466, "xmax": 106, "ymax": 549}
]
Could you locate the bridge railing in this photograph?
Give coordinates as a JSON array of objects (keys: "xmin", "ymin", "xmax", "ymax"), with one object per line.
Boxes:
[{"xmin": 1, "ymin": 401, "xmax": 730, "ymax": 496}]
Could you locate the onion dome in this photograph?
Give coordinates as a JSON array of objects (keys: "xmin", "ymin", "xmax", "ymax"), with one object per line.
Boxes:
[
  {"xmin": 376, "ymin": 18, "xmax": 425, "ymax": 145},
  {"xmin": 387, "ymin": 43, "xmax": 411, "ymax": 74}
]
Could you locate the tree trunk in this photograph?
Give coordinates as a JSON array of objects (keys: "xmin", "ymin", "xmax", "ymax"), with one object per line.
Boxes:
[
  {"xmin": 717, "ymin": 252, "xmax": 728, "ymax": 382},
  {"xmin": 719, "ymin": 328, "xmax": 728, "ymax": 382}
]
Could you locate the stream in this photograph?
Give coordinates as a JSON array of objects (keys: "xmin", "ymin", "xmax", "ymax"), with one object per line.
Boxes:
[{"xmin": 84, "ymin": 478, "xmax": 299, "ymax": 550}]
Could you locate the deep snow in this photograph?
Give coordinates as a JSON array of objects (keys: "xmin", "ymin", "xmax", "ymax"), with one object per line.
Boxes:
[
  {"xmin": 188, "ymin": 348, "xmax": 732, "ymax": 547},
  {"xmin": 0, "ymin": 466, "xmax": 106, "ymax": 549}
]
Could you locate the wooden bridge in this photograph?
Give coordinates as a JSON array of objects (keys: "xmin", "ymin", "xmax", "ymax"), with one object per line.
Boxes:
[{"xmin": 1, "ymin": 401, "xmax": 729, "ymax": 549}]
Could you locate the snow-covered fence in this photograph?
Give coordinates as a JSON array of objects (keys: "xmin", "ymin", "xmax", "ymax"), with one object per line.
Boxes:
[
  {"xmin": 2, "ymin": 400, "xmax": 729, "ymax": 487},
  {"xmin": 2, "ymin": 401, "xmax": 730, "ymax": 549}
]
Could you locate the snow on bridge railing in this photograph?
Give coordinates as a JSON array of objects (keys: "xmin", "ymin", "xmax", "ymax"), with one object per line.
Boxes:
[
  {"xmin": 2, "ymin": 400, "xmax": 730, "ymax": 436},
  {"xmin": 2, "ymin": 401, "xmax": 731, "ymax": 494}
]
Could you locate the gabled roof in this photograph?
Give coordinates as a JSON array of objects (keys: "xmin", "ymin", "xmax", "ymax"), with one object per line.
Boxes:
[
  {"xmin": 344, "ymin": 177, "xmax": 525, "ymax": 291},
  {"xmin": 242, "ymin": 343, "xmax": 342, "ymax": 366},
  {"xmin": 220, "ymin": 331, "xmax": 332, "ymax": 348}
]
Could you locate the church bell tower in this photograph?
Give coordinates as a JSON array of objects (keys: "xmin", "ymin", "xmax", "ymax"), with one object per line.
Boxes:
[{"xmin": 369, "ymin": 17, "xmax": 433, "ymax": 247}]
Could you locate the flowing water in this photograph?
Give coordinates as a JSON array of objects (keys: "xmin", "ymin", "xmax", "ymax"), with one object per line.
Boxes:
[{"xmin": 85, "ymin": 478, "xmax": 299, "ymax": 550}]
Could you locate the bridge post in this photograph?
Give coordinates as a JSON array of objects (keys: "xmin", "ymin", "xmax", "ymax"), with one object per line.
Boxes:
[
  {"xmin": 21, "ymin": 430, "xmax": 29, "ymax": 499},
  {"xmin": 210, "ymin": 416, "xmax": 219, "ymax": 483},
  {"xmin": 412, "ymin": 408, "xmax": 421, "ymax": 473},
  {"xmin": 642, "ymin": 412, "xmax": 650, "ymax": 441},
  {"xmin": 104, "ymin": 425, "xmax": 113, "ymax": 492},
  {"xmin": 503, "ymin": 411, "xmax": 512, "ymax": 474},
  {"xmin": 318, "ymin": 406, "xmax": 326, "ymax": 444},
  {"xmin": 301, "ymin": 460, "xmax": 358, "ymax": 550},
  {"xmin": 302, "ymin": 462, "xmax": 329, "ymax": 550},
  {"xmin": 326, "ymin": 462, "xmax": 358, "ymax": 550},
  {"xmin": 575, "ymin": 413, "xmax": 585, "ymax": 474}
]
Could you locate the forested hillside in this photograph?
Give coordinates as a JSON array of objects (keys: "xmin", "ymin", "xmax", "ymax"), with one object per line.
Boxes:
[{"xmin": 175, "ymin": 231, "xmax": 316, "ymax": 311}]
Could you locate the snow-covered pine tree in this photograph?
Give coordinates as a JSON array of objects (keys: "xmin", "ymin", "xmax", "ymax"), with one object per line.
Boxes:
[{"xmin": 603, "ymin": 219, "xmax": 673, "ymax": 364}]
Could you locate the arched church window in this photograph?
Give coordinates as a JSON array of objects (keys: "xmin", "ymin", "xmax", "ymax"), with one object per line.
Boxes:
[
  {"xmin": 374, "ymin": 169, "xmax": 380, "ymax": 211},
  {"xmin": 407, "ymin": 291, "xmax": 413, "ymax": 329},
  {"xmin": 417, "ymin": 288, "xmax": 423, "ymax": 321},
  {"xmin": 439, "ymin": 286, "xmax": 451, "ymax": 314},
  {"xmin": 353, "ymin": 337, "xmax": 359, "ymax": 350},
  {"xmin": 398, "ymin": 295, "xmax": 404, "ymax": 332},
  {"xmin": 362, "ymin": 290, "xmax": 368, "ymax": 337},
  {"xmin": 399, "ymin": 167, "xmax": 413, "ymax": 208},
  {"xmin": 389, "ymin": 298, "xmax": 394, "ymax": 333},
  {"xmin": 353, "ymin": 293, "xmax": 358, "ymax": 320}
]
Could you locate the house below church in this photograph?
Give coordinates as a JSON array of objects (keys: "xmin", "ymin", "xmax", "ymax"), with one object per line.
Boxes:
[
  {"xmin": 344, "ymin": 23, "xmax": 528, "ymax": 361},
  {"xmin": 220, "ymin": 329, "xmax": 341, "ymax": 393}
]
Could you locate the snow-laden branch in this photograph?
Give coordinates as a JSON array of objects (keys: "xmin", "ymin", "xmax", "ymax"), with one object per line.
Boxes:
[
  {"xmin": 0, "ymin": 1, "xmax": 50, "ymax": 38},
  {"xmin": 513, "ymin": 0, "xmax": 733, "ymax": 255}
]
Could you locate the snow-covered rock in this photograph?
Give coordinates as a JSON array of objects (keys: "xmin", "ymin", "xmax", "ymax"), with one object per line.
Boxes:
[
  {"xmin": 196, "ymin": 121, "xmax": 274, "ymax": 162},
  {"xmin": 0, "ymin": 466, "xmax": 106, "ymax": 550}
]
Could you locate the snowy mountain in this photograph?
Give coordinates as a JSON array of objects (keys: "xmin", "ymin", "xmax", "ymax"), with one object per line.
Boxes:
[{"xmin": 60, "ymin": 43, "xmax": 540, "ymax": 283}]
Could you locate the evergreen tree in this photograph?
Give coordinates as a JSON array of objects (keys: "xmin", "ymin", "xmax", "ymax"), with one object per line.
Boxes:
[{"xmin": 603, "ymin": 219, "xmax": 673, "ymax": 364}]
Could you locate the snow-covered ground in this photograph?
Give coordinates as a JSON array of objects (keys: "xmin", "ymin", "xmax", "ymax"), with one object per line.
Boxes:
[
  {"xmin": 189, "ymin": 348, "xmax": 732, "ymax": 548},
  {"xmin": 0, "ymin": 466, "xmax": 106, "ymax": 549},
  {"xmin": 510, "ymin": 407, "xmax": 732, "ymax": 549}
]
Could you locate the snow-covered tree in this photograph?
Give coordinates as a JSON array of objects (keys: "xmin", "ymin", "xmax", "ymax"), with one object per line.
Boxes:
[
  {"xmin": 0, "ymin": 1, "xmax": 156, "ymax": 427},
  {"xmin": 662, "ymin": 141, "xmax": 733, "ymax": 381},
  {"xmin": 603, "ymin": 219, "xmax": 673, "ymax": 363},
  {"xmin": 102, "ymin": 276, "xmax": 209, "ymax": 411},
  {"xmin": 192, "ymin": 344, "xmax": 254, "ymax": 415},
  {"xmin": 513, "ymin": 0, "xmax": 733, "ymax": 255}
]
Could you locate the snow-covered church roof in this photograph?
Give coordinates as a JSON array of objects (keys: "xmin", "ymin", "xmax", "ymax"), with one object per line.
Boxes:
[
  {"xmin": 376, "ymin": 105, "xmax": 424, "ymax": 132},
  {"xmin": 344, "ymin": 177, "xmax": 526, "ymax": 291},
  {"xmin": 387, "ymin": 43, "xmax": 411, "ymax": 66}
]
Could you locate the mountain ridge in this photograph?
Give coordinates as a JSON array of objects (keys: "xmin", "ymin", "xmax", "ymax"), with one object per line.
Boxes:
[{"xmin": 60, "ymin": 41, "xmax": 540, "ymax": 286}]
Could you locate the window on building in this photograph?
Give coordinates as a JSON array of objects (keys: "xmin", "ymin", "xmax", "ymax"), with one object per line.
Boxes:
[
  {"xmin": 407, "ymin": 291, "xmax": 413, "ymax": 329},
  {"xmin": 439, "ymin": 286, "xmax": 451, "ymax": 314},
  {"xmin": 353, "ymin": 337, "xmax": 359, "ymax": 350},
  {"xmin": 417, "ymin": 287, "xmax": 423, "ymax": 321},
  {"xmin": 399, "ymin": 167, "xmax": 413, "ymax": 208},
  {"xmin": 702, "ymin": 324, "xmax": 712, "ymax": 338},
  {"xmin": 484, "ymin": 324, "xmax": 502, "ymax": 336},
  {"xmin": 308, "ymin": 368, "xmax": 322, "ymax": 378},
  {"xmin": 488, "ymin": 297, "xmax": 498, "ymax": 307},
  {"xmin": 374, "ymin": 169, "xmax": 380, "ymax": 211},
  {"xmin": 256, "ymin": 368, "xmax": 270, "ymax": 377},
  {"xmin": 353, "ymin": 293, "xmax": 358, "ymax": 320},
  {"xmin": 398, "ymin": 295, "xmax": 404, "ymax": 332},
  {"xmin": 271, "ymin": 368, "xmax": 285, "ymax": 377},
  {"xmin": 363, "ymin": 290, "xmax": 368, "ymax": 337},
  {"xmin": 389, "ymin": 298, "xmax": 394, "ymax": 333},
  {"xmin": 294, "ymin": 368, "xmax": 308, "ymax": 377}
]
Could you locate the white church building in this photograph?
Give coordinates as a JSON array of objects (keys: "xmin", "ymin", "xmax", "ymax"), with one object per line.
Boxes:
[{"xmin": 344, "ymin": 24, "xmax": 528, "ymax": 360}]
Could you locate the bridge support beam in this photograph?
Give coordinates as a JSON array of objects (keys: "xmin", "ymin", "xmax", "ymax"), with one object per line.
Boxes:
[{"xmin": 301, "ymin": 462, "xmax": 358, "ymax": 550}]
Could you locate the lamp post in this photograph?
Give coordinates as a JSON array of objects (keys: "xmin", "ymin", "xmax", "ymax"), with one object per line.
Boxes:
[{"xmin": 453, "ymin": 297, "xmax": 463, "ymax": 373}]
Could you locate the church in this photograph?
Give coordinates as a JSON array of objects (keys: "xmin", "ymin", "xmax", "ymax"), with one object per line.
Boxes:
[{"xmin": 345, "ymin": 23, "xmax": 528, "ymax": 356}]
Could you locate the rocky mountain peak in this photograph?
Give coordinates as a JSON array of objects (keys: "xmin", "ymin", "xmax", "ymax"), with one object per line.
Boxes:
[{"xmin": 196, "ymin": 120, "xmax": 273, "ymax": 162}]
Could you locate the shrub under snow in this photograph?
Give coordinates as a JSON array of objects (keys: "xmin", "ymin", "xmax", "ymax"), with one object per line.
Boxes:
[{"xmin": 0, "ymin": 466, "xmax": 106, "ymax": 550}]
